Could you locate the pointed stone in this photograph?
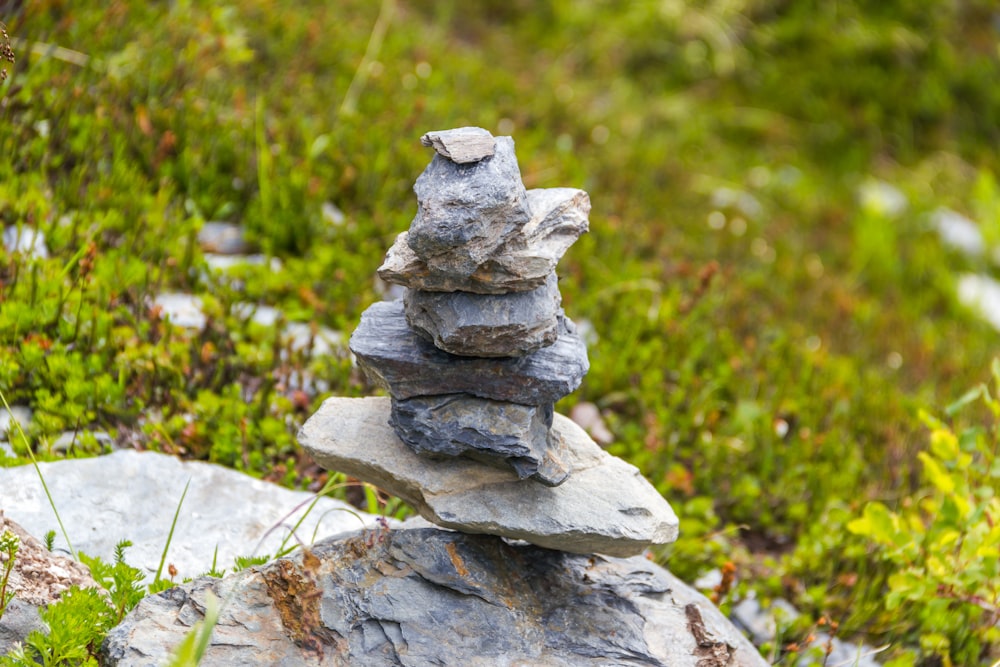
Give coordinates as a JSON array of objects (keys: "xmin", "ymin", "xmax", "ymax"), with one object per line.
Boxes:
[
  {"xmin": 350, "ymin": 300, "xmax": 588, "ymax": 404},
  {"xmin": 420, "ymin": 127, "xmax": 496, "ymax": 164},
  {"xmin": 390, "ymin": 395, "xmax": 568, "ymax": 486},
  {"xmin": 378, "ymin": 187, "xmax": 590, "ymax": 294},
  {"xmin": 407, "ymin": 136, "xmax": 530, "ymax": 277},
  {"xmin": 404, "ymin": 273, "xmax": 561, "ymax": 357},
  {"xmin": 298, "ymin": 397, "xmax": 678, "ymax": 557}
]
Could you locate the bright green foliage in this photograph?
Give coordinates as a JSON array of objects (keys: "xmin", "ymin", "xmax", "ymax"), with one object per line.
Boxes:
[
  {"xmin": 0, "ymin": 530, "xmax": 18, "ymax": 622},
  {"xmin": 78, "ymin": 541, "xmax": 147, "ymax": 624},
  {"xmin": 848, "ymin": 361, "xmax": 1000, "ymax": 665},
  {"xmin": 0, "ymin": 586, "xmax": 113, "ymax": 667}
]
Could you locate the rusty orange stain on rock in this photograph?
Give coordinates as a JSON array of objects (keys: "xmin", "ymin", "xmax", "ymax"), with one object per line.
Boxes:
[{"xmin": 446, "ymin": 542, "xmax": 469, "ymax": 577}]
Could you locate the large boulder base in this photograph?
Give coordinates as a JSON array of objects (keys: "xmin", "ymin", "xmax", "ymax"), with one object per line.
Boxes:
[
  {"xmin": 101, "ymin": 526, "xmax": 768, "ymax": 667},
  {"xmin": 298, "ymin": 397, "xmax": 678, "ymax": 557}
]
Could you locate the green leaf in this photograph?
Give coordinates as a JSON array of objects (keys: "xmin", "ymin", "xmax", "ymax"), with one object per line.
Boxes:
[{"xmin": 918, "ymin": 452, "xmax": 955, "ymax": 494}]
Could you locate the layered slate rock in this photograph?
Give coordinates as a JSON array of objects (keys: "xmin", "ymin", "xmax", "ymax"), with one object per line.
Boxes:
[
  {"xmin": 379, "ymin": 187, "xmax": 590, "ymax": 294},
  {"xmin": 350, "ymin": 299, "xmax": 588, "ymax": 404},
  {"xmin": 406, "ymin": 136, "xmax": 530, "ymax": 278},
  {"xmin": 390, "ymin": 395, "xmax": 568, "ymax": 486},
  {"xmin": 403, "ymin": 272, "xmax": 562, "ymax": 357},
  {"xmin": 102, "ymin": 526, "xmax": 768, "ymax": 667},
  {"xmin": 298, "ymin": 397, "xmax": 678, "ymax": 557}
]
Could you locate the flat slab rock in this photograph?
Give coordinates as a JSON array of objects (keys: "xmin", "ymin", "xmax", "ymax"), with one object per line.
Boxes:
[
  {"xmin": 298, "ymin": 397, "xmax": 678, "ymax": 557},
  {"xmin": 101, "ymin": 526, "xmax": 767, "ymax": 667},
  {"xmin": 403, "ymin": 272, "xmax": 561, "ymax": 357},
  {"xmin": 378, "ymin": 187, "xmax": 590, "ymax": 294},
  {"xmin": 0, "ymin": 450, "xmax": 382, "ymax": 583},
  {"xmin": 350, "ymin": 299, "xmax": 588, "ymax": 404},
  {"xmin": 419, "ymin": 126, "xmax": 496, "ymax": 164}
]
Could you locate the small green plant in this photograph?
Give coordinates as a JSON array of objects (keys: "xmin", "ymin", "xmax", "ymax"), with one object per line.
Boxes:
[
  {"xmin": 0, "ymin": 529, "xmax": 18, "ymax": 622},
  {"xmin": 0, "ymin": 586, "xmax": 114, "ymax": 667},
  {"xmin": 78, "ymin": 540, "xmax": 146, "ymax": 624},
  {"xmin": 848, "ymin": 360, "xmax": 1000, "ymax": 665}
]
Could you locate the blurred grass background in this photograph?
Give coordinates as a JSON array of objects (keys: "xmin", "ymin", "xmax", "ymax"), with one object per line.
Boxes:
[{"xmin": 1, "ymin": 1, "xmax": 999, "ymax": 663}]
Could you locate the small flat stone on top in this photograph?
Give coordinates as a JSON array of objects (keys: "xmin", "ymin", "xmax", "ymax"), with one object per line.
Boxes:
[{"xmin": 420, "ymin": 127, "xmax": 496, "ymax": 164}]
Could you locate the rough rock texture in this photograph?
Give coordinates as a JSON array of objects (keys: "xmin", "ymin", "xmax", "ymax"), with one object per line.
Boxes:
[
  {"xmin": 101, "ymin": 526, "xmax": 767, "ymax": 667},
  {"xmin": 403, "ymin": 273, "xmax": 561, "ymax": 357},
  {"xmin": 378, "ymin": 187, "xmax": 590, "ymax": 294},
  {"xmin": 298, "ymin": 397, "xmax": 677, "ymax": 557},
  {"xmin": 390, "ymin": 395, "xmax": 568, "ymax": 486},
  {"xmin": 406, "ymin": 136, "xmax": 530, "ymax": 277},
  {"xmin": 419, "ymin": 127, "xmax": 496, "ymax": 164},
  {"xmin": 350, "ymin": 300, "xmax": 588, "ymax": 404},
  {"xmin": 0, "ymin": 450, "xmax": 381, "ymax": 583},
  {"xmin": 0, "ymin": 514, "xmax": 99, "ymax": 655}
]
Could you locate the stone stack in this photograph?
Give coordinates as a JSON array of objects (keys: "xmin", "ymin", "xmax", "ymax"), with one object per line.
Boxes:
[
  {"xmin": 351, "ymin": 127, "xmax": 591, "ymax": 487},
  {"xmin": 304, "ymin": 127, "xmax": 680, "ymax": 557}
]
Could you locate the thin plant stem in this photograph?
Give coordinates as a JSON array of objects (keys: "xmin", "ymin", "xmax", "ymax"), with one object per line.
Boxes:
[
  {"xmin": 339, "ymin": 0, "xmax": 395, "ymax": 117},
  {"xmin": 154, "ymin": 478, "xmax": 190, "ymax": 584},
  {"xmin": 0, "ymin": 391, "xmax": 75, "ymax": 557}
]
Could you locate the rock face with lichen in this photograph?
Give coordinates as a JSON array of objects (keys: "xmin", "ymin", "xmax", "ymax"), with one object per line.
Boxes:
[{"xmin": 101, "ymin": 526, "xmax": 767, "ymax": 667}]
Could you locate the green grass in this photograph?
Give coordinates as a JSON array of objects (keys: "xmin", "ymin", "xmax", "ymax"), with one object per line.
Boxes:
[{"xmin": 2, "ymin": 1, "xmax": 999, "ymax": 664}]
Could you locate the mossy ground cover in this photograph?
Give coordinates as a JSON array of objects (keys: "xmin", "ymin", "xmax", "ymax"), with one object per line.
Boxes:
[{"xmin": 1, "ymin": 1, "xmax": 998, "ymax": 664}]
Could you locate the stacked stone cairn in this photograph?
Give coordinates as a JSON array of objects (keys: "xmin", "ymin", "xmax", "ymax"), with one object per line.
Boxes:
[{"xmin": 302, "ymin": 127, "xmax": 680, "ymax": 558}]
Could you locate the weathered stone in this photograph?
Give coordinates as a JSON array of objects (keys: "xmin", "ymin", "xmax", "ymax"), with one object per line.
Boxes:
[
  {"xmin": 420, "ymin": 126, "xmax": 496, "ymax": 163},
  {"xmin": 407, "ymin": 136, "xmax": 530, "ymax": 276},
  {"xmin": 390, "ymin": 395, "xmax": 568, "ymax": 486},
  {"xmin": 298, "ymin": 397, "xmax": 678, "ymax": 557},
  {"xmin": 0, "ymin": 450, "xmax": 383, "ymax": 583},
  {"xmin": 0, "ymin": 514, "xmax": 99, "ymax": 656},
  {"xmin": 378, "ymin": 187, "xmax": 590, "ymax": 294},
  {"xmin": 403, "ymin": 273, "xmax": 561, "ymax": 357},
  {"xmin": 350, "ymin": 300, "xmax": 588, "ymax": 404},
  {"xmin": 196, "ymin": 221, "xmax": 252, "ymax": 255},
  {"xmin": 101, "ymin": 526, "xmax": 768, "ymax": 667}
]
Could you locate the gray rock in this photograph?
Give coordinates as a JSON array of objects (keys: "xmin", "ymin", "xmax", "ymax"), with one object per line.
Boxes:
[
  {"xmin": 0, "ymin": 450, "xmax": 382, "ymax": 583},
  {"xmin": 197, "ymin": 221, "xmax": 252, "ymax": 255},
  {"xmin": 350, "ymin": 300, "xmax": 588, "ymax": 404},
  {"xmin": 2, "ymin": 226, "xmax": 49, "ymax": 259},
  {"xmin": 101, "ymin": 526, "xmax": 767, "ymax": 667},
  {"xmin": 390, "ymin": 395, "xmax": 569, "ymax": 486},
  {"xmin": 0, "ymin": 514, "xmax": 99, "ymax": 656},
  {"xmin": 378, "ymin": 187, "xmax": 589, "ymax": 294},
  {"xmin": 406, "ymin": 136, "xmax": 531, "ymax": 277},
  {"xmin": 298, "ymin": 397, "xmax": 678, "ymax": 557},
  {"xmin": 420, "ymin": 126, "xmax": 496, "ymax": 164},
  {"xmin": 0, "ymin": 405, "xmax": 32, "ymax": 443},
  {"xmin": 403, "ymin": 273, "xmax": 562, "ymax": 357},
  {"xmin": 151, "ymin": 292, "xmax": 206, "ymax": 329}
]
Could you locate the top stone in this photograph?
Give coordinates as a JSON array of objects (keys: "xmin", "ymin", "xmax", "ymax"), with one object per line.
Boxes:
[{"xmin": 420, "ymin": 127, "xmax": 496, "ymax": 163}]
